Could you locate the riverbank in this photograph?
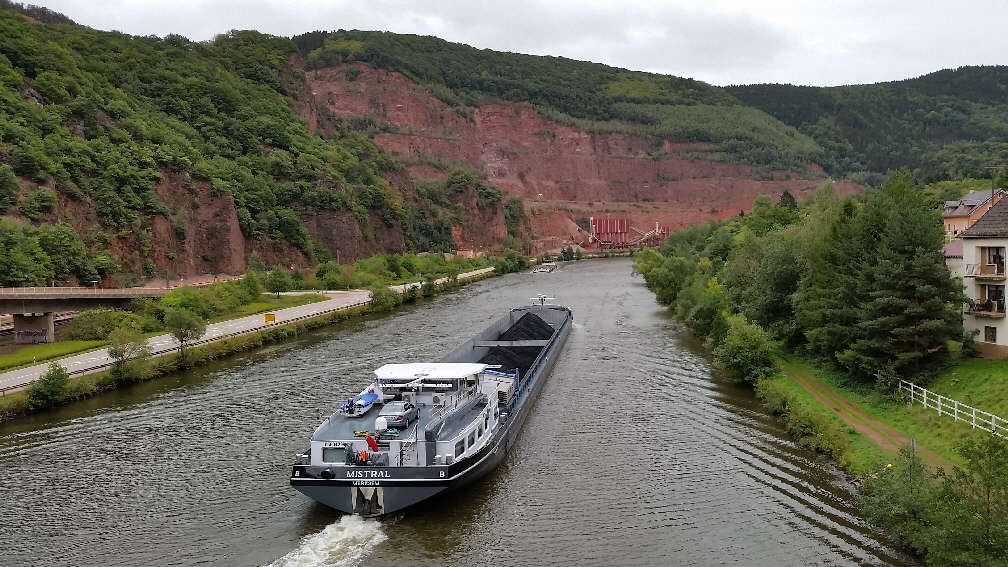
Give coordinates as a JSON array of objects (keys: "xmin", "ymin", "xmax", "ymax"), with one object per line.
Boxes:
[
  {"xmin": 771, "ymin": 356, "xmax": 1008, "ymax": 472},
  {"xmin": 0, "ymin": 267, "xmax": 495, "ymax": 422}
]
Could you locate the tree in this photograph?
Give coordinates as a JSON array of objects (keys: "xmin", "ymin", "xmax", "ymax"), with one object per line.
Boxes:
[
  {"xmin": 247, "ymin": 251, "xmax": 266, "ymax": 274},
  {"xmin": 837, "ymin": 170, "xmax": 963, "ymax": 381},
  {"xmin": 711, "ymin": 314, "xmax": 778, "ymax": 383},
  {"xmin": 724, "ymin": 232, "xmax": 804, "ymax": 345},
  {"xmin": 859, "ymin": 446, "xmax": 940, "ymax": 559},
  {"xmin": 240, "ymin": 269, "xmax": 262, "ymax": 299},
  {"xmin": 164, "ymin": 307, "xmax": 207, "ymax": 363},
  {"xmin": 0, "ymin": 165, "xmax": 17, "ymax": 212},
  {"xmin": 860, "ymin": 436, "xmax": 1008, "ymax": 566},
  {"xmin": 744, "ymin": 193, "xmax": 800, "ymax": 236},
  {"xmin": 779, "ymin": 190, "xmax": 798, "ymax": 211},
  {"xmin": 646, "ymin": 254, "xmax": 698, "ymax": 305},
  {"xmin": 368, "ymin": 281, "xmax": 400, "ymax": 313},
  {"xmin": 161, "ymin": 285, "xmax": 212, "ymax": 319},
  {"xmin": 107, "ymin": 324, "xmax": 152, "ymax": 384},
  {"xmin": 266, "ymin": 265, "xmax": 292, "ymax": 296},
  {"xmin": 26, "ymin": 362, "xmax": 69, "ymax": 410}
]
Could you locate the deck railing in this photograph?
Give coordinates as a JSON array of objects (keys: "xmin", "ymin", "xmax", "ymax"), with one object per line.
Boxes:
[{"xmin": 899, "ymin": 379, "xmax": 1008, "ymax": 437}]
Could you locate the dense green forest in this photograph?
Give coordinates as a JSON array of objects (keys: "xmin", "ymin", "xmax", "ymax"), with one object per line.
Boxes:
[
  {"xmin": 291, "ymin": 30, "xmax": 824, "ymax": 171},
  {"xmin": 727, "ymin": 68, "xmax": 1008, "ymax": 185}
]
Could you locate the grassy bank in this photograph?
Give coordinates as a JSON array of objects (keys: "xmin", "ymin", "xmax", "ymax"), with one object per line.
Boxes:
[
  {"xmin": 775, "ymin": 357, "xmax": 990, "ymax": 470},
  {"xmin": 0, "ymin": 340, "xmax": 106, "ymax": 373},
  {"xmin": 928, "ymin": 358, "xmax": 1008, "ymax": 417}
]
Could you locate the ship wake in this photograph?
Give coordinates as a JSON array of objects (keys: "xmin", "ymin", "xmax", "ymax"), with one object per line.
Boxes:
[{"xmin": 266, "ymin": 516, "xmax": 386, "ymax": 567}]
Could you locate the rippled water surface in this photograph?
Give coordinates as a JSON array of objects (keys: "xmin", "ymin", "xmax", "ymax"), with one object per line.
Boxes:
[{"xmin": 0, "ymin": 259, "xmax": 916, "ymax": 566}]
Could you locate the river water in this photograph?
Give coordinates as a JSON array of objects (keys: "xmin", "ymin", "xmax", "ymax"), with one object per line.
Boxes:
[{"xmin": 0, "ymin": 258, "xmax": 917, "ymax": 567}]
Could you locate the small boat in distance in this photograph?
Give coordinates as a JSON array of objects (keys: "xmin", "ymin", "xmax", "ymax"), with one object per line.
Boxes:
[
  {"xmin": 532, "ymin": 262, "xmax": 557, "ymax": 273},
  {"xmin": 290, "ymin": 302, "xmax": 573, "ymax": 516}
]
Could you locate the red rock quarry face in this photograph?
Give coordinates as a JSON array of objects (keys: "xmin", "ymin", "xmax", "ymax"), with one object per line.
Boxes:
[{"xmin": 304, "ymin": 63, "xmax": 859, "ymax": 250}]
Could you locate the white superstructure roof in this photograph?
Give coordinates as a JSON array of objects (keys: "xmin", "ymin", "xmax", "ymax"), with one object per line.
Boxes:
[{"xmin": 373, "ymin": 363, "xmax": 487, "ymax": 381}]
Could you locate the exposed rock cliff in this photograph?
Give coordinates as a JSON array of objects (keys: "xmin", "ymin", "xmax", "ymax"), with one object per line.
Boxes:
[{"xmin": 304, "ymin": 63, "xmax": 859, "ymax": 251}]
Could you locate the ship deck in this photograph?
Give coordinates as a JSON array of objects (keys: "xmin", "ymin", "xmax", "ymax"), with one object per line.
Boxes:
[{"xmin": 314, "ymin": 403, "xmax": 439, "ymax": 442}]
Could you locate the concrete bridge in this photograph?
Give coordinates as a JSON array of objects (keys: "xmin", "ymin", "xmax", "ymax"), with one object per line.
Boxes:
[{"xmin": 0, "ymin": 287, "xmax": 169, "ymax": 344}]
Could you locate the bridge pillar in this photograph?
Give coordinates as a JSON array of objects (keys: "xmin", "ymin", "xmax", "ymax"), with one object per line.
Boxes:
[{"xmin": 13, "ymin": 313, "xmax": 54, "ymax": 344}]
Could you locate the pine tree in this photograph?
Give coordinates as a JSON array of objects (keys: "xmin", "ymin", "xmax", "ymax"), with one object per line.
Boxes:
[{"xmin": 837, "ymin": 170, "xmax": 963, "ymax": 380}]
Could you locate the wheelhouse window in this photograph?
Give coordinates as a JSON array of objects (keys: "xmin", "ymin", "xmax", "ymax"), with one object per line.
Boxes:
[
  {"xmin": 467, "ymin": 431, "xmax": 476, "ymax": 448},
  {"xmin": 322, "ymin": 447, "xmax": 345, "ymax": 463},
  {"xmin": 455, "ymin": 440, "xmax": 465, "ymax": 457}
]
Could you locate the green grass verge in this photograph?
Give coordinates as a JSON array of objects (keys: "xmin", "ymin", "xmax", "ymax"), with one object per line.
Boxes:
[
  {"xmin": 212, "ymin": 293, "xmax": 329, "ymax": 322},
  {"xmin": 928, "ymin": 358, "xmax": 1008, "ymax": 417},
  {"xmin": 785, "ymin": 358, "xmax": 977, "ymax": 470},
  {"xmin": 0, "ymin": 340, "xmax": 106, "ymax": 373}
]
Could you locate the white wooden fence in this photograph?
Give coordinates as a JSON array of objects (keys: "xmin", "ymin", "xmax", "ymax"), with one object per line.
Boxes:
[{"xmin": 899, "ymin": 379, "xmax": 1008, "ymax": 437}]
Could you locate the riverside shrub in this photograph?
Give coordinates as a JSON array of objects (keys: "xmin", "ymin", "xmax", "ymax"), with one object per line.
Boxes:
[
  {"xmin": 711, "ymin": 314, "xmax": 777, "ymax": 383},
  {"xmin": 26, "ymin": 362, "xmax": 69, "ymax": 410}
]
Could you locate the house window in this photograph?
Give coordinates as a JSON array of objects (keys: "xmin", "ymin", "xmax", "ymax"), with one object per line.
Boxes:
[
  {"xmin": 989, "ymin": 247, "xmax": 1006, "ymax": 273},
  {"xmin": 988, "ymin": 285, "xmax": 1006, "ymax": 311},
  {"xmin": 985, "ymin": 326, "xmax": 997, "ymax": 343}
]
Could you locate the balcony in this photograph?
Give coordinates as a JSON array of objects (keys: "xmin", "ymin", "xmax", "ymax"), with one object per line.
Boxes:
[
  {"xmin": 966, "ymin": 299, "xmax": 1007, "ymax": 318},
  {"xmin": 965, "ymin": 264, "xmax": 1006, "ymax": 281}
]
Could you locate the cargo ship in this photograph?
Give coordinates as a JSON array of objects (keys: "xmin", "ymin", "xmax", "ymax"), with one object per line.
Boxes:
[{"xmin": 290, "ymin": 302, "xmax": 573, "ymax": 516}]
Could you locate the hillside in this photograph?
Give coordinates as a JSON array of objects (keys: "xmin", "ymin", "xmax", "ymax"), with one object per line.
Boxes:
[
  {"xmin": 291, "ymin": 31, "xmax": 862, "ymax": 253},
  {"xmin": 726, "ymin": 67, "xmax": 1008, "ymax": 185},
  {"xmin": 0, "ymin": 9, "xmax": 494, "ymax": 287},
  {"xmin": 9, "ymin": 13, "xmax": 1006, "ymax": 284},
  {"xmin": 300, "ymin": 61, "xmax": 857, "ymax": 253},
  {"xmin": 293, "ymin": 31, "xmax": 825, "ymax": 172}
]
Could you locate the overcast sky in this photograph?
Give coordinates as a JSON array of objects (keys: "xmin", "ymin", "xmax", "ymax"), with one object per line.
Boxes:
[{"xmin": 40, "ymin": 0, "xmax": 1008, "ymax": 87}]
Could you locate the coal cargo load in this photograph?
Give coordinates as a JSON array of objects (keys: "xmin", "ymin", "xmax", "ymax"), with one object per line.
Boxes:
[{"xmin": 479, "ymin": 312, "xmax": 554, "ymax": 377}]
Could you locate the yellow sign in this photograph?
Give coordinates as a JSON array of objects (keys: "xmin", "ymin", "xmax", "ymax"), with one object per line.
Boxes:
[{"xmin": 265, "ymin": 313, "xmax": 275, "ymax": 323}]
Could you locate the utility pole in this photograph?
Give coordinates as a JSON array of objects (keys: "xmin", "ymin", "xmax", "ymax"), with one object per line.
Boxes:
[{"xmin": 984, "ymin": 165, "xmax": 1008, "ymax": 213}]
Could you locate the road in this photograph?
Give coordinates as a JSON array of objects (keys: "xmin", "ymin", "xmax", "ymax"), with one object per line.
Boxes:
[
  {"xmin": 0, "ymin": 267, "xmax": 495, "ymax": 395},
  {"xmin": 0, "ymin": 290, "xmax": 370, "ymax": 394}
]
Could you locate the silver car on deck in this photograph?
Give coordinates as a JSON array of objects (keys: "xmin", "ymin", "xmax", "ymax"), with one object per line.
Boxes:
[{"xmin": 378, "ymin": 401, "xmax": 418, "ymax": 429}]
